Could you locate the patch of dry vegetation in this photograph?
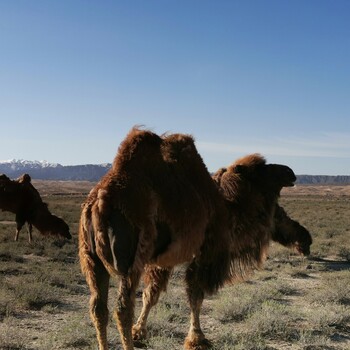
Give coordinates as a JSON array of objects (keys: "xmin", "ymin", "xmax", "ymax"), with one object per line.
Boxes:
[{"xmin": 0, "ymin": 182, "xmax": 349, "ymax": 349}]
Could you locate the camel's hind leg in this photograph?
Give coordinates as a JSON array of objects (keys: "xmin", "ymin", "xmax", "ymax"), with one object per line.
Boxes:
[
  {"xmin": 14, "ymin": 215, "xmax": 25, "ymax": 242},
  {"xmin": 27, "ymin": 223, "xmax": 33, "ymax": 243},
  {"xmin": 184, "ymin": 262, "xmax": 211, "ymax": 350},
  {"xmin": 132, "ymin": 266, "xmax": 172, "ymax": 342},
  {"xmin": 114, "ymin": 270, "xmax": 141, "ymax": 350},
  {"xmin": 14, "ymin": 226, "xmax": 21, "ymax": 241},
  {"xmin": 86, "ymin": 258, "xmax": 110, "ymax": 350}
]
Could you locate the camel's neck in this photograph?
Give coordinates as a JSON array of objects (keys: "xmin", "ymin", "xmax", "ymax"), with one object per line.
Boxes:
[
  {"xmin": 30, "ymin": 206, "xmax": 55, "ymax": 234},
  {"xmin": 193, "ymin": 192, "xmax": 279, "ymax": 294},
  {"xmin": 226, "ymin": 193, "xmax": 278, "ymax": 281}
]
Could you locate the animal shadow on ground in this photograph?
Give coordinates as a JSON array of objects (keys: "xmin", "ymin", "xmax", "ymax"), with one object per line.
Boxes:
[{"xmin": 309, "ymin": 257, "xmax": 350, "ymax": 272}]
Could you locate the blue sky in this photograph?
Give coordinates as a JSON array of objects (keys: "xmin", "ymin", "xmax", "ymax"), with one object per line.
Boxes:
[{"xmin": 1, "ymin": 1, "xmax": 349, "ymax": 175}]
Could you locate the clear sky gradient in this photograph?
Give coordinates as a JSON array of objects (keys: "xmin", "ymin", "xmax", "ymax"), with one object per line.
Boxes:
[{"xmin": 1, "ymin": 1, "xmax": 349, "ymax": 175}]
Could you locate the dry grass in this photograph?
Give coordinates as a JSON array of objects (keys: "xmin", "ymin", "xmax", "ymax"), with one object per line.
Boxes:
[{"xmin": 0, "ymin": 182, "xmax": 349, "ymax": 349}]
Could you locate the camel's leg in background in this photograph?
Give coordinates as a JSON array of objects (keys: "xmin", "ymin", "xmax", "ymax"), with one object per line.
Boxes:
[
  {"xmin": 27, "ymin": 223, "xmax": 33, "ymax": 243},
  {"xmin": 14, "ymin": 215, "xmax": 25, "ymax": 241},
  {"xmin": 132, "ymin": 266, "xmax": 172, "ymax": 342},
  {"xmin": 114, "ymin": 270, "xmax": 141, "ymax": 350},
  {"xmin": 14, "ymin": 224, "xmax": 22, "ymax": 241},
  {"xmin": 184, "ymin": 261, "xmax": 211, "ymax": 350},
  {"xmin": 86, "ymin": 257, "xmax": 110, "ymax": 350}
]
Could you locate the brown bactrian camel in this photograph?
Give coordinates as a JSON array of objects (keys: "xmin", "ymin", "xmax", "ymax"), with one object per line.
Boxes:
[
  {"xmin": 0, "ymin": 173, "xmax": 71, "ymax": 242},
  {"xmin": 79, "ymin": 127, "xmax": 312, "ymax": 350}
]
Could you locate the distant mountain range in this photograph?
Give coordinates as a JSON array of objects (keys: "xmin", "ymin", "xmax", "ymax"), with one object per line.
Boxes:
[
  {"xmin": 295, "ymin": 175, "xmax": 350, "ymax": 185},
  {"xmin": 0, "ymin": 159, "xmax": 112, "ymax": 181},
  {"xmin": 0, "ymin": 159, "xmax": 349, "ymax": 184}
]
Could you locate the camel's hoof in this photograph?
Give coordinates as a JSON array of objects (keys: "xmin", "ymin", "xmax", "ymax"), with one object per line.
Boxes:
[
  {"xmin": 132, "ymin": 324, "xmax": 147, "ymax": 340},
  {"xmin": 184, "ymin": 336, "xmax": 212, "ymax": 350},
  {"xmin": 133, "ymin": 339, "xmax": 147, "ymax": 349},
  {"xmin": 132, "ymin": 324, "xmax": 147, "ymax": 347}
]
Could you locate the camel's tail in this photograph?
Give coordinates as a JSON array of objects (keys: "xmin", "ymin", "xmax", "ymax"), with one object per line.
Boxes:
[
  {"xmin": 78, "ymin": 199, "xmax": 111, "ymax": 296},
  {"xmin": 78, "ymin": 194, "xmax": 117, "ymax": 298},
  {"xmin": 78, "ymin": 199, "xmax": 97, "ymax": 278},
  {"xmin": 79, "ymin": 187, "xmax": 133, "ymax": 278}
]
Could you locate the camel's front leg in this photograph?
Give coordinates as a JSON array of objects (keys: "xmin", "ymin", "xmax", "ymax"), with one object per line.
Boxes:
[
  {"xmin": 133, "ymin": 266, "xmax": 172, "ymax": 342},
  {"xmin": 184, "ymin": 262, "xmax": 211, "ymax": 350},
  {"xmin": 115, "ymin": 270, "xmax": 141, "ymax": 350}
]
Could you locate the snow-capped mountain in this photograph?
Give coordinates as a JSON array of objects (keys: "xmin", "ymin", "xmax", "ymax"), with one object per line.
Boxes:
[
  {"xmin": 1, "ymin": 159, "xmax": 61, "ymax": 170},
  {"xmin": 0, "ymin": 159, "xmax": 111, "ymax": 181}
]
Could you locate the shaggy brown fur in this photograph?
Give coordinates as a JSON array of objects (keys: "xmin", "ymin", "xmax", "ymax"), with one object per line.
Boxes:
[
  {"xmin": 0, "ymin": 174, "xmax": 71, "ymax": 242},
  {"xmin": 79, "ymin": 127, "xmax": 310, "ymax": 350}
]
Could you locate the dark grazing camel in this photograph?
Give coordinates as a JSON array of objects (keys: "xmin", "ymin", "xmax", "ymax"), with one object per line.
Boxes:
[
  {"xmin": 0, "ymin": 173, "xmax": 71, "ymax": 242},
  {"xmin": 79, "ymin": 127, "xmax": 312, "ymax": 350}
]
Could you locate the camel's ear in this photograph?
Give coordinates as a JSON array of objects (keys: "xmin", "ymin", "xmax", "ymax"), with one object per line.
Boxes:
[
  {"xmin": 232, "ymin": 164, "xmax": 246, "ymax": 174},
  {"xmin": 233, "ymin": 164, "xmax": 261, "ymax": 181},
  {"xmin": 17, "ymin": 173, "xmax": 32, "ymax": 184},
  {"xmin": 212, "ymin": 167, "xmax": 227, "ymax": 185},
  {"xmin": 22, "ymin": 174, "xmax": 32, "ymax": 183}
]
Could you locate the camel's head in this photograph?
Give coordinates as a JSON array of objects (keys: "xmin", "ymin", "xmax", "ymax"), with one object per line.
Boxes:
[
  {"xmin": 273, "ymin": 205, "xmax": 313, "ymax": 256},
  {"xmin": 293, "ymin": 225, "xmax": 313, "ymax": 256},
  {"xmin": 50, "ymin": 215, "xmax": 72, "ymax": 240},
  {"xmin": 232, "ymin": 154, "xmax": 296, "ymax": 193},
  {"xmin": 279, "ymin": 222, "xmax": 312, "ymax": 256},
  {"xmin": 264, "ymin": 164, "xmax": 296, "ymax": 188}
]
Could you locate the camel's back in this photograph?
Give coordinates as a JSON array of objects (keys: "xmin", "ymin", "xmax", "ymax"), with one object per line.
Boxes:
[
  {"xmin": 79, "ymin": 128, "xmax": 225, "ymax": 274},
  {"xmin": 94, "ymin": 129, "xmax": 217, "ymax": 216}
]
